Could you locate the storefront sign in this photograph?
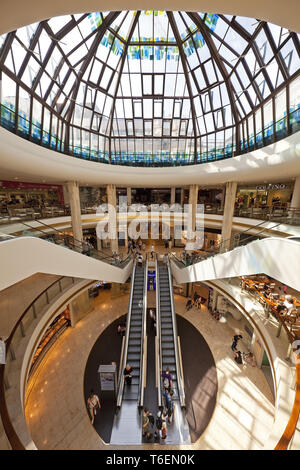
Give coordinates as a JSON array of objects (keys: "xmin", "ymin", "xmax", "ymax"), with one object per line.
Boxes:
[{"xmin": 256, "ymin": 184, "xmax": 286, "ymax": 190}]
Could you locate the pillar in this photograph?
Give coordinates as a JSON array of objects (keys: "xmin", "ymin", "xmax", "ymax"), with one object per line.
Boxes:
[
  {"xmin": 188, "ymin": 184, "xmax": 198, "ymax": 233},
  {"xmin": 221, "ymin": 181, "xmax": 237, "ymax": 252},
  {"xmin": 170, "ymin": 187, "xmax": 176, "ymax": 206},
  {"xmin": 290, "ymin": 176, "xmax": 300, "ymax": 208},
  {"xmin": 180, "ymin": 188, "xmax": 185, "ymax": 207},
  {"xmin": 106, "ymin": 184, "xmax": 118, "ymax": 253},
  {"xmin": 127, "ymin": 187, "xmax": 132, "ymax": 206},
  {"xmin": 63, "ymin": 184, "xmax": 70, "ymax": 206},
  {"xmin": 169, "ymin": 187, "xmax": 176, "ymax": 248},
  {"xmin": 220, "ymin": 184, "xmax": 226, "ymax": 212},
  {"xmin": 211, "ymin": 289, "xmax": 219, "ymax": 311},
  {"xmin": 66, "ymin": 181, "xmax": 83, "ymax": 244}
]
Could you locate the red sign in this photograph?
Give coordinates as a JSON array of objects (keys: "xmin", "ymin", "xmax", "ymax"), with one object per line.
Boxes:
[{"xmin": 0, "ymin": 180, "xmax": 64, "ymax": 205}]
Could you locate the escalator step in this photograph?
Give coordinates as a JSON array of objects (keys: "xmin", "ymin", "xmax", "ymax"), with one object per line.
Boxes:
[
  {"xmin": 163, "ymin": 357, "xmax": 176, "ymax": 365},
  {"xmin": 162, "ymin": 349, "xmax": 175, "ymax": 356},
  {"xmin": 161, "ymin": 343, "xmax": 174, "ymax": 349},
  {"xmin": 126, "ymin": 362, "xmax": 140, "ymax": 369},
  {"xmin": 128, "ymin": 346, "xmax": 141, "ymax": 353},
  {"xmin": 161, "ymin": 335, "xmax": 174, "ymax": 342},
  {"xmin": 161, "ymin": 329, "xmax": 173, "ymax": 335},
  {"xmin": 128, "ymin": 340, "xmax": 141, "ymax": 346}
]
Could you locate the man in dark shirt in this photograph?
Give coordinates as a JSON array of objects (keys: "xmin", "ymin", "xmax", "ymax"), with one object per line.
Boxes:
[
  {"xmin": 231, "ymin": 334, "xmax": 243, "ymax": 351},
  {"xmin": 124, "ymin": 364, "xmax": 133, "ymax": 385},
  {"xmin": 234, "ymin": 351, "xmax": 243, "ymax": 364}
]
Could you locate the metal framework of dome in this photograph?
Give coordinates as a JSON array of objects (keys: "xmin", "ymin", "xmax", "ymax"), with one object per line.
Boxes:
[{"xmin": 0, "ymin": 11, "xmax": 299, "ymax": 166}]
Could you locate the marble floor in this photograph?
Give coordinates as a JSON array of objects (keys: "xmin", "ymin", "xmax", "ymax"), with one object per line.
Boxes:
[
  {"xmin": 0, "ymin": 273, "xmax": 60, "ymax": 339},
  {"xmin": 24, "ymin": 288, "xmax": 275, "ymax": 450}
]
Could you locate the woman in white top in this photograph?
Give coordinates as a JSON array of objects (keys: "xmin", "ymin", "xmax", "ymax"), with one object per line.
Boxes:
[{"xmin": 87, "ymin": 390, "xmax": 101, "ymax": 424}]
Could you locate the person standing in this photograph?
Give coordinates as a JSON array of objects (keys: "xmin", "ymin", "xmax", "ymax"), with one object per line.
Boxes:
[
  {"xmin": 231, "ymin": 334, "xmax": 242, "ymax": 351},
  {"xmin": 166, "ymin": 390, "xmax": 175, "ymax": 424},
  {"xmin": 142, "ymin": 408, "xmax": 152, "ymax": 439},
  {"xmin": 234, "ymin": 351, "xmax": 243, "ymax": 365},
  {"xmin": 124, "ymin": 364, "xmax": 133, "ymax": 385},
  {"xmin": 154, "ymin": 411, "xmax": 163, "ymax": 440},
  {"xmin": 161, "ymin": 413, "xmax": 168, "ymax": 440},
  {"xmin": 161, "ymin": 368, "xmax": 173, "ymax": 393},
  {"xmin": 150, "ymin": 245, "xmax": 155, "ymax": 259},
  {"xmin": 87, "ymin": 390, "xmax": 101, "ymax": 425}
]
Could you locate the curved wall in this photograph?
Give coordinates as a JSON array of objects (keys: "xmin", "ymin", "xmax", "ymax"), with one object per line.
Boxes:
[
  {"xmin": 0, "ymin": 237, "xmax": 133, "ymax": 291},
  {"xmin": 205, "ymin": 279, "xmax": 296, "ymax": 450},
  {"xmin": 1, "ymin": 0, "xmax": 300, "ymax": 35},
  {"xmin": 0, "ymin": 127, "xmax": 300, "ymax": 187},
  {"xmin": 170, "ymin": 237, "xmax": 300, "ymax": 290}
]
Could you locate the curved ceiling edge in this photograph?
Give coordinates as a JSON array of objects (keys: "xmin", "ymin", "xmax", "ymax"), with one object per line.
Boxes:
[
  {"xmin": 0, "ymin": 1, "xmax": 300, "ymax": 35},
  {"xmin": 0, "ymin": 126, "xmax": 299, "ymax": 186}
]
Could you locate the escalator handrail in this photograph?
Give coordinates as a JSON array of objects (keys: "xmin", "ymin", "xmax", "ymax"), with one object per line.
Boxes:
[
  {"xmin": 138, "ymin": 259, "xmax": 148, "ymax": 409},
  {"xmin": 116, "ymin": 261, "xmax": 136, "ymax": 409},
  {"xmin": 167, "ymin": 258, "xmax": 186, "ymax": 408},
  {"xmin": 155, "ymin": 254, "xmax": 163, "ymax": 409},
  {"xmin": 32, "ymin": 218, "xmax": 117, "ymax": 262},
  {"xmin": 170, "ymin": 221, "xmax": 284, "ymax": 269},
  {"xmin": 0, "ymin": 215, "xmax": 132, "ymax": 266}
]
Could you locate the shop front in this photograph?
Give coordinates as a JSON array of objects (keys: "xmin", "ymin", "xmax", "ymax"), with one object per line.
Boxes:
[
  {"xmin": 235, "ymin": 182, "xmax": 294, "ymax": 210},
  {"xmin": 0, "ymin": 180, "xmax": 65, "ymax": 214}
]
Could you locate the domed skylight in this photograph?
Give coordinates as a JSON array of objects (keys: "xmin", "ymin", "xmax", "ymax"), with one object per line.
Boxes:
[{"xmin": 0, "ymin": 11, "xmax": 299, "ymax": 166}]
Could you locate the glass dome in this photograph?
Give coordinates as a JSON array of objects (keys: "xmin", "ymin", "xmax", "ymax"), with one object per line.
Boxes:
[{"xmin": 0, "ymin": 11, "xmax": 299, "ymax": 166}]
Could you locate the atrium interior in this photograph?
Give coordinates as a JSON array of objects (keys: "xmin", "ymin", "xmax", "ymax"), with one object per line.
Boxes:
[{"xmin": 0, "ymin": 2, "xmax": 300, "ymax": 452}]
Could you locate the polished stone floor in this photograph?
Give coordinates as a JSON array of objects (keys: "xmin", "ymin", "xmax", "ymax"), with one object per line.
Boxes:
[{"xmin": 24, "ymin": 287, "xmax": 275, "ymax": 450}]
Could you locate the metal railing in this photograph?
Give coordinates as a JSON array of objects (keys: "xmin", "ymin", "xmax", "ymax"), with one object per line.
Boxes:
[
  {"xmin": 116, "ymin": 262, "xmax": 136, "ymax": 410},
  {"xmin": 0, "ymin": 275, "xmax": 79, "ymax": 450},
  {"xmin": 166, "ymin": 259, "xmax": 186, "ymax": 408},
  {"xmin": 172, "ymin": 219, "xmax": 284, "ymax": 268},
  {"xmin": 155, "ymin": 254, "xmax": 163, "ymax": 410},
  {"xmin": 1, "ymin": 203, "xmax": 299, "ymax": 226},
  {"xmin": 0, "ymin": 215, "xmax": 132, "ymax": 268},
  {"xmin": 138, "ymin": 258, "xmax": 148, "ymax": 410}
]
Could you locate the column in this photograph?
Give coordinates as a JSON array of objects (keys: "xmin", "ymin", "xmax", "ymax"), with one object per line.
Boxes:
[
  {"xmin": 127, "ymin": 187, "xmax": 132, "ymax": 206},
  {"xmin": 188, "ymin": 184, "xmax": 198, "ymax": 233},
  {"xmin": 290, "ymin": 176, "xmax": 300, "ymax": 208},
  {"xmin": 220, "ymin": 184, "xmax": 226, "ymax": 212},
  {"xmin": 106, "ymin": 184, "xmax": 118, "ymax": 253},
  {"xmin": 169, "ymin": 187, "xmax": 176, "ymax": 247},
  {"xmin": 211, "ymin": 289, "xmax": 219, "ymax": 311},
  {"xmin": 66, "ymin": 181, "xmax": 83, "ymax": 244},
  {"xmin": 180, "ymin": 188, "xmax": 185, "ymax": 207},
  {"xmin": 170, "ymin": 187, "xmax": 176, "ymax": 206},
  {"xmin": 221, "ymin": 181, "xmax": 237, "ymax": 252},
  {"xmin": 96, "ymin": 236, "xmax": 102, "ymax": 251},
  {"xmin": 63, "ymin": 184, "xmax": 70, "ymax": 206}
]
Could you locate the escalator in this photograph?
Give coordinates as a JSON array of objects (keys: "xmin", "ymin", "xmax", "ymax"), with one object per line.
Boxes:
[
  {"xmin": 122, "ymin": 262, "xmax": 146, "ymax": 402},
  {"xmin": 155, "ymin": 257, "xmax": 190, "ymax": 444},
  {"xmin": 0, "ymin": 216, "xmax": 133, "ymax": 291},
  {"xmin": 156, "ymin": 258, "xmax": 185, "ymax": 408},
  {"xmin": 110, "ymin": 259, "xmax": 147, "ymax": 444}
]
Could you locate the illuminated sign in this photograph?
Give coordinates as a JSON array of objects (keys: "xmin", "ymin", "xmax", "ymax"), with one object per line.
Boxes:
[{"xmin": 256, "ymin": 184, "xmax": 286, "ymax": 190}]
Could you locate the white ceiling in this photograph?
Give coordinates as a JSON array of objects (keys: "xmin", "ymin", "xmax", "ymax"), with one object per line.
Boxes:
[
  {"xmin": 1, "ymin": 0, "xmax": 300, "ymax": 34},
  {"xmin": 0, "ymin": 127, "xmax": 299, "ymax": 187}
]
